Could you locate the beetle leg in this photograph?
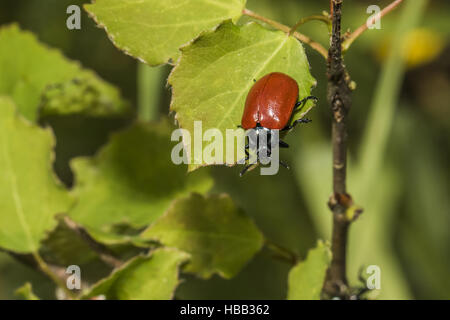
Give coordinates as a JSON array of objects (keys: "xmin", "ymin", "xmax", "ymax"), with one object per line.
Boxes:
[
  {"xmin": 236, "ymin": 142, "xmax": 250, "ymax": 164},
  {"xmin": 281, "ymin": 118, "xmax": 312, "ymax": 132},
  {"xmin": 279, "ymin": 160, "xmax": 290, "ymax": 170},
  {"xmin": 279, "ymin": 140, "xmax": 289, "ymax": 148},
  {"xmin": 294, "ymin": 95, "xmax": 318, "ymax": 111}
]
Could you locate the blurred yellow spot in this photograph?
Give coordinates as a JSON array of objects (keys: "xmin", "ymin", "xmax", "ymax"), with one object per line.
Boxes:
[{"xmin": 375, "ymin": 28, "xmax": 445, "ymax": 68}]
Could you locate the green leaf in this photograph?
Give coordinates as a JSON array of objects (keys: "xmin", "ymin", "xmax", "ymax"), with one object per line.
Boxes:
[
  {"xmin": 287, "ymin": 241, "xmax": 331, "ymax": 300},
  {"xmin": 15, "ymin": 282, "xmax": 39, "ymax": 300},
  {"xmin": 69, "ymin": 120, "xmax": 213, "ymax": 242},
  {"xmin": 40, "ymin": 215, "xmax": 148, "ymax": 267},
  {"xmin": 0, "ymin": 24, "xmax": 130, "ymax": 122},
  {"xmin": 0, "ymin": 97, "xmax": 72, "ymax": 253},
  {"xmin": 38, "ymin": 76, "xmax": 131, "ymax": 119},
  {"xmin": 82, "ymin": 248, "xmax": 189, "ymax": 300},
  {"xmin": 85, "ymin": 0, "xmax": 247, "ymax": 66},
  {"xmin": 169, "ymin": 21, "xmax": 316, "ymax": 171},
  {"xmin": 39, "ymin": 215, "xmax": 104, "ymax": 266},
  {"xmin": 141, "ymin": 193, "xmax": 264, "ymax": 279}
]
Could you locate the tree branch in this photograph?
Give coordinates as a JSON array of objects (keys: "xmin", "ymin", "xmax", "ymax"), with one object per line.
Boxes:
[
  {"xmin": 342, "ymin": 0, "xmax": 404, "ymax": 51},
  {"xmin": 5, "ymin": 250, "xmax": 83, "ymax": 299},
  {"xmin": 322, "ymin": 0, "xmax": 358, "ymax": 299}
]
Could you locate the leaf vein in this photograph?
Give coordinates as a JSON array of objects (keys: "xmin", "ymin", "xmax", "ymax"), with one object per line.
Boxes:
[{"xmin": 1, "ymin": 130, "xmax": 35, "ymax": 251}]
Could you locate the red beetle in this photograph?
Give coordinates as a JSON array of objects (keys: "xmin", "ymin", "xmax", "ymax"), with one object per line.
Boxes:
[{"xmin": 240, "ymin": 72, "xmax": 317, "ymax": 176}]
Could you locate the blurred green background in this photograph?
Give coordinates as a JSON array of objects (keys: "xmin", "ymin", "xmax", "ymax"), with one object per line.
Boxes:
[{"xmin": 0, "ymin": 0, "xmax": 449, "ymax": 299}]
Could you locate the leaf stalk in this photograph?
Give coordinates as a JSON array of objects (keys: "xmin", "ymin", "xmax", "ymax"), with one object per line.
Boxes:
[
  {"xmin": 342, "ymin": 0, "xmax": 404, "ymax": 52},
  {"xmin": 242, "ymin": 9, "xmax": 328, "ymax": 59}
]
